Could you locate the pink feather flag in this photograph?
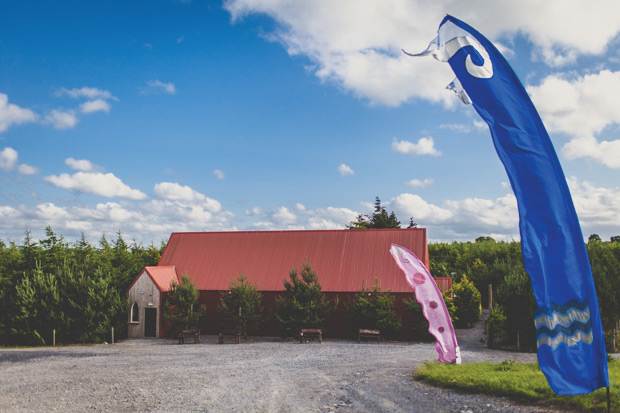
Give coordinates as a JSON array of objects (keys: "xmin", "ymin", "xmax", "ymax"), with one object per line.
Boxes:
[{"xmin": 390, "ymin": 244, "xmax": 461, "ymax": 364}]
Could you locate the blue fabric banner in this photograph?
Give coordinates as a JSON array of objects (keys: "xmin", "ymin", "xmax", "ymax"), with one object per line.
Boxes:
[{"xmin": 409, "ymin": 15, "xmax": 609, "ymax": 395}]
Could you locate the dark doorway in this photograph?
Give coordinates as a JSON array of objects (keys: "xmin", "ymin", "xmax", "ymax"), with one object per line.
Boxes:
[{"xmin": 144, "ymin": 308, "xmax": 157, "ymax": 337}]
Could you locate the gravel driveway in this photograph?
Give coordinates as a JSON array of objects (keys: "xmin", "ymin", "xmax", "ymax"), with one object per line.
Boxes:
[{"xmin": 0, "ymin": 323, "xmax": 564, "ymax": 413}]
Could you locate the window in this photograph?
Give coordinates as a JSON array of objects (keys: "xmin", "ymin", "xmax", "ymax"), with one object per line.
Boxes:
[{"xmin": 131, "ymin": 303, "xmax": 139, "ymax": 323}]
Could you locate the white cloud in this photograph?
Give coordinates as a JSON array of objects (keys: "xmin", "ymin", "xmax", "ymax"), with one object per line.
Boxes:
[
  {"xmin": 338, "ymin": 163, "xmax": 354, "ymax": 176},
  {"xmin": 405, "ymin": 178, "xmax": 434, "ymax": 188},
  {"xmin": 213, "ymin": 169, "xmax": 225, "ymax": 180},
  {"xmin": 65, "ymin": 157, "xmax": 102, "ymax": 172},
  {"xmin": 55, "ymin": 87, "xmax": 117, "ymax": 101},
  {"xmin": 392, "ymin": 137, "xmax": 440, "ymax": 156},
  {"xmin": 224, "ymin": 0, "xmax": 620, "ymax": 105},
  {"xmin": 0, "ymin": 147, "xmax": 18, "ymax": 171},
  {"xmin": 153, "ymin": 182, "xmax": 221, "ymax": 212},
  {"xmin": 17, "ymin": 164, "xmax": 39, "ymax": 175},
  {"xmin": 143, "ymin": 80, "xmax": 176, "ymax": 95},
  {"xmin": 44, "ymin": 172, "xmax": 148, "ymax": 200},
  {"xmin": 45, "ymin": 109, "xmax": 78, "ymax": 129},
  {"xmin": 0, "ymin": 93, "xmax": 38, "ymax": 134},
  {"xmin": 80, "ymin": 99, "xmax": 111, "ymax": 114},
  {"xmin": 562, "ymin": 136, "xmax": 620, "ymax": 168},
  {"xmin": 528, "ymin": 70, "xmax": 620, "ymax": 138},
  {"xmin": 0, "ymin": 147, "xmax": 40, "ymax": 175},
  {"xmin": 390, "ymin": 193, "xmax": 453, "ymax": 224},
  {"xmin": 271, "ymin": 206, "xmax": 297, "ymax": 225}
]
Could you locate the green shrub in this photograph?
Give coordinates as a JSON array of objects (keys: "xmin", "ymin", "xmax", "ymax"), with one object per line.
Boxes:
[
  {"xmin": 346, "ymin": 279, "xmax": 402, "ymax": 340},
  {"xmin": 218, "ymin": 272, "xmax": 263, "ymax": 337},
  {"xmin": 275, "ymin": 260, "xmax": 337, "ymax": 338},
  {"xmin": 451, "ymin": 275, "xmax": 481, "ymax": 328},
  {"xmin": 495, "ymin": 268, "xmax": 536, "ymax": 350},
  {"xmin": 163, "ymin": 273, "xmax": 204, "ymax": 337},
  {"xmin": 485, "ymin": 304, "xmax": 507, "ymax": 348}
]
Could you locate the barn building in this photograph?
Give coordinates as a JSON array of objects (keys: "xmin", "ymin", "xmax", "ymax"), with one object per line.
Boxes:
[{"xmin": 126, "ymin": 228, "xmax": 451, "ymax": 339}]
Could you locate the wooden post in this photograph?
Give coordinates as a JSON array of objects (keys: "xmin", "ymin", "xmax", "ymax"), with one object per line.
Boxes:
[
  {"xmin": 517, "ymin": 330, "xmax": 520, "ymax": 352},
  {"xmin": 53, "ymin": 329, "xmax": 56, "ymax": 347},
  {"xmin": 488, "ymin": 284, "xmax": 493, "ymax": 310},
  {"xmin": 111, "ymin": 327, "xmax": 114, "ymax": 344}
]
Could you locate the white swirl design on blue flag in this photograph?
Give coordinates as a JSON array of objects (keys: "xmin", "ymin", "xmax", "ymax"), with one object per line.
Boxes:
[{"xmin": 535, "ymin": 301, "xmax": 593, "ymax": 349}]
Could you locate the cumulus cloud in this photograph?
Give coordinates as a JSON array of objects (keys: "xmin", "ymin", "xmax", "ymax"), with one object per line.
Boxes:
[
  {"xmin": 17, "ymin": 164, "xmax": 39, "ymax": 175},
  {"xmin": 0, "ymin": 93, "xmax": 38, "ymax": 134},
  {"xmin": 80, "ymin": 99, "xmax": 111, "ymax": 114},
  {"xmin": 271, "ymin": 206, "xmax": 297, "ymax": 225},
  {"xmin": 224, "ymin": 0, "xmax": 620, "ymax": 105},
  {"xmin": 0, "ymin": 147, "xmax": 18, "ymax": 171},
  {"xmin": 338, "ymin": 163, "xmax": 354, "ymax": 176},
  {"xmin": 405, "ymin": 178, "xmax": 434, "ymax": 188},
  {"xmin": 44, "ymin": 172, "xmax": 148, "ymax": 200},
  {"xmin": 562, "ymin": 136, "xmax": 620, "ymax": 168},
  {"xmin": 392, "ymin": 137, "xmax": 440, "ymax": 156},
  {"xmin": 55, "ymin": 87, "xmax": 117, "ymax": 101},
  {"xmin": 213, "ymin": 169, "xmax": 225, "ymax": 180},
  {"xmin": 529, "ymin": 70, "xmax": 620, "ymax": 138},
  {"xmin": 45, "ymin": 109, "xmax": 78, "ymax": 129},
  {"xmin": 153, "ymin": 182, "xmax": 221, "ymax": 212},
  {"xmin": 0, "ymin": 147, "xmax": 39, "ymax": 175},
  {"xmin": 143, "ymin": 80, "xmax": 176, "ymax": 95},
  {"xmin": 65, "ymin": 157, "xmax": 102, "ymax": 172}
]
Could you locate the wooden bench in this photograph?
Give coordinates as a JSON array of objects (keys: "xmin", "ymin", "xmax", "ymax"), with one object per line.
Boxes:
[
  {"xmin": 178, "ymin": 329, "xmax": 200, "ymax": 344},
  {"xmin": 219, "ymin": 329, "xmax": 241, "ymax": 344},
  {"xmin": 300, "ymin": 328, "xmax": 322, "ymax": 343},
  {"xmin": 358, "ymin": 329, "xmax": 380, "ymax": 344}
]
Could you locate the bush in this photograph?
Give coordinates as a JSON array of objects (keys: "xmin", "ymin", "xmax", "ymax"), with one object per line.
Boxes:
[
  {"xmin": 485, "ymin": 304, "xmax": 507, "ymax": 348},
  {"xmin": 218, "ymin": 272, "xmax": 263, "ymax": 337},
  {"xmin": 451, "ymin": 275, "xmax": 481, "ymax": 328},
  {"xmin": 495, "ymin": 268, "xmax": 536, "ymax": 351},
  {"xmin": 346, "ymin": 279, "xmax": 402, "ymax": 340},
  {"xmin": 275, "ymin": 260, "xmax": 337, "ymax": 338},
  {"xmin": 163, "ymin": 273, "xmax": 204, "ymax": 337}
]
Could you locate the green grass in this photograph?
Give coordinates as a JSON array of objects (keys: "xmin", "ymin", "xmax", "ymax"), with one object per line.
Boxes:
[{"xmin": 415, "ymin": 358, "xmax": 619, "ymax": 412}]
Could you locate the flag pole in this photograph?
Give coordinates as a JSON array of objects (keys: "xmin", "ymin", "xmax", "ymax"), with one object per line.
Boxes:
[{"xmin": 607, "ymin": 386, "xmax": 610, "ymax": 413}]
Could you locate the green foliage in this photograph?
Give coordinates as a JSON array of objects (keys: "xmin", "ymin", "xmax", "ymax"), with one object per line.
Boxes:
[
  {"xmin": 163, "ymin": 273, "xmax": 204, "ymax": 336},
  {"xmin": 588, "ymin": 241, "xmax": 620, "ymax": 351},
  {"xmin": 416, "ymin": 360, "xmax": 620, "ymax": 412},
  {"xmin": 451, "ymin": 275, "xmax": 481, "ymax": 328},
  {"xmin": 8, "ymin": 262, "xmax": 125, "ymax": 345},
  {"xmin": 404, "ymin": 291, "xmax": 456, "ymax": 341},
  {"xmin": 485, "ymin": 304, "xmax": 507, "ymax": 348},
  {"xmin": 275, "ymin": 260, "xmax": 337, "ymax": 338},
  {"xmin": 347, "ymin": 197, "xmax": 402, "ymax": 229},
  {"xmin": 346, "ymin": 279, "xmax": 402, "ymax": 339},
  {"xmin": 495, "ymin": 268, "xmax": 537, "ymax": 350},
  {"xmin": 219, "ymin": 272, "xmax": 263, "ymax": 337}
]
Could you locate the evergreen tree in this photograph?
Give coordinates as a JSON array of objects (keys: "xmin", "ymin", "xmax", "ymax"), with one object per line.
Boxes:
[
  {"xmin": 275, "ymin": 260, "xmax": 337, "ymax": 338},
  {"xmin": 451, "ymin": 275, "xmax": 482, "ymax": 328},
  {"xmin": 347, "ymin": 197, "xmax": 402, "ymax": 229},
  {"xmin": 219, "ymin": 272, "xmax": 263, "ymax": 337},
  {"xmin": 346, "ymin": 279, "xmax": 402, "ymax": 339},
  {"xmin": 163, "ymin": 273, "xmax": 204, "ymax": 336}
]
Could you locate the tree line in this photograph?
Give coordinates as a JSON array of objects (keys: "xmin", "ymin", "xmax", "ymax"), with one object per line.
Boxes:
[{"xmin": 0, "ymin": 227, "xmax": 163, "ymax": 345}]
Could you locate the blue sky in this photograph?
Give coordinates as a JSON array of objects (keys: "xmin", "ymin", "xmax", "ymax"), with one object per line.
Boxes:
[{"xmin": 1, "ymin": 0, "xmax": 620, "ymax": 245}]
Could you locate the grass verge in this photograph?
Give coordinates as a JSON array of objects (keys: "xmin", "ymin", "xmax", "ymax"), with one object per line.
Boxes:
[{"xmin": 415, "ymin": 357, "xmax": 619, "ymax": 412}]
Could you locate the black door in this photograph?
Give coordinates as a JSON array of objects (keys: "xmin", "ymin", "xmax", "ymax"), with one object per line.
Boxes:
[{"xmin": 144, "ymin": 308, "xmax": 157, "ymax": 337}]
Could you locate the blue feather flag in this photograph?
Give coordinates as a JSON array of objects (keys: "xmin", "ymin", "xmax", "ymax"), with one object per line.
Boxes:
[{"xmin": 406, "ymin": 15, "xmax": 609, "ymax": 395}]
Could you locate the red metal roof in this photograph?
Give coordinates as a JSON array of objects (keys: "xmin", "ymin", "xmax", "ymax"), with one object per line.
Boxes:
[
  {"xmin": 158, "ymin": 229, "xmax": 429, "ymax": 293},
  {"xmin": 143, "ymin": 266, "xmax": 179, "ymax": 292}
]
